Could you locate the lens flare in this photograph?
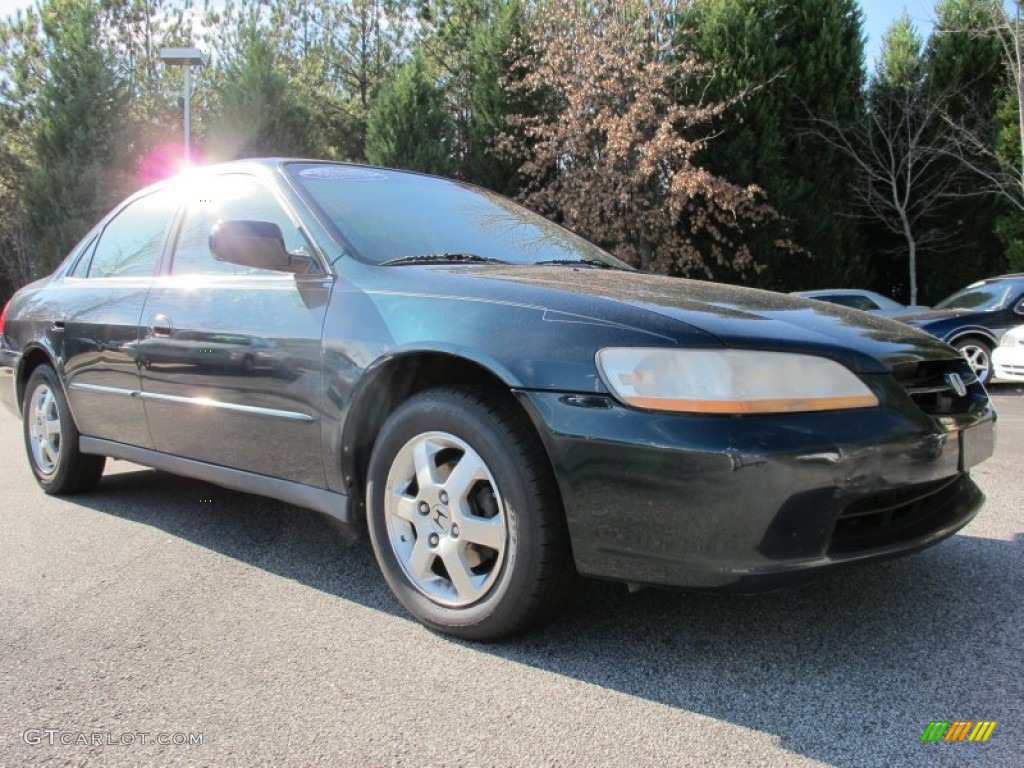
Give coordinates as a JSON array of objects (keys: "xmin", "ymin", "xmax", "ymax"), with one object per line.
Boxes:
[{"xmin": 138, "ymin": 143, "xmax": 203, "ymax": 184}]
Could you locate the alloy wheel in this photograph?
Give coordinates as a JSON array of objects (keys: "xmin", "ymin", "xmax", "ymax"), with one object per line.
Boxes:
[
  {"xmin": 28, "ymin": 382, "xmax": 62, "ymax": 476},
  {"xmin": 383, "ymin": 431, "xmax": 508, "ymax": 607},
  {"xmin": 960, "ymin": 344, "xmax": 991, "ymax": 382}
]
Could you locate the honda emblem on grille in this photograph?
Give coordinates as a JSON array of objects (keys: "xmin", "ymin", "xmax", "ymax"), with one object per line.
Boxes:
[{"xmin": 945, "ymin": 373, "xmax": 968, "ymax": 398}]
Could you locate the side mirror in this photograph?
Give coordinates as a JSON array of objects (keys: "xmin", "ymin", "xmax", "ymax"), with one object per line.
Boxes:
[{"xmin": 209, "ymin": 220, "xmax": 313, "ymax": 274}]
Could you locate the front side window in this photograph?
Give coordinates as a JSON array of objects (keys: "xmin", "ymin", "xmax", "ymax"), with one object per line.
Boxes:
[
  {"xmin": 171, "ymin": 174, "xmax": 311, "ymax": 276},
  {"xmin": 87, "ymin": 188, "xmax": 181, "ymax": 278}
]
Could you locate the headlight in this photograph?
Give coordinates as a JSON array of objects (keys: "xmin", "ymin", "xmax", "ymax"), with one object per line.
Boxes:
[
  {"xmin": 999, "ymin": 330, "xmax": 1021, "ymax": 347},
  {"xmin": 596, "ymin": 348, "xmax": 879, "ymax": 414}
]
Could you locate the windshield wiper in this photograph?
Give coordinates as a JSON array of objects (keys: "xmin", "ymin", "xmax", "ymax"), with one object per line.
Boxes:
[
  {"xmin": 380, "ymin": 253, "xmax": 509, "ymax": 266},
  {"xmin": 533, "ymin": 258, "xmax": 619, "ymax": 269}
]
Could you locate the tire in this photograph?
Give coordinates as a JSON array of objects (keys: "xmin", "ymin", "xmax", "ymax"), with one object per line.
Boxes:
[
  {"xmin": 366, "ymin": 386, "xmax": 571, "ymax": 641},
  {"xmin": 22, "ymin": 365, "xmax": 106, "ymax": 494},
  {"xmin": 955, "ymin": 337, "xmax": 994, "ymax": 385}
]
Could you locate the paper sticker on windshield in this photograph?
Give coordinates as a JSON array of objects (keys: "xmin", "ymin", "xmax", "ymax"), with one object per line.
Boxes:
[{"xmin": 299, "ymin": 167, "xmax": 387, "ymax": 182}]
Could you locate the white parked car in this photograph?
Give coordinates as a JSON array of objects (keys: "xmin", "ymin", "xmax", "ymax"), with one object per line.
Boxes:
[{"xmin": 993, "ymin": 325, "xmax": 1024, "ymax": 382}]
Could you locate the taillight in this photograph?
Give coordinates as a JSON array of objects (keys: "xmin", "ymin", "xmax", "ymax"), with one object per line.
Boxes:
[{"xmin": 0, "ymin": 300, "xmax": 8, "ymax": 337}]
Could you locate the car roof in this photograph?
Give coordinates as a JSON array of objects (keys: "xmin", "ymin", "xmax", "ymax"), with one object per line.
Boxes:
[
  {"xmin": 115, "ymin": 158, "xmax": 406, "ymax": 212},
  {"xmin": 128, "ymin": 158, "xmax": 444, "ymax": 205},
  {"xmin": 976, "ymin": 274, "xmax": 1024, "ymax": 282},
  {"xmin": 951, "ymin": 275, "xmax": 1024, "ymax": 292}
]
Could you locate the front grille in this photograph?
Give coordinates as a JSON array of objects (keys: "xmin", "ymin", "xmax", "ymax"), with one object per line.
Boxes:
[
  {"xmin": 890, "ymin": 359, "xmax": 978, "ymax": 416},
  {"xmin": 828, "ymin": 476, "xmax": 965, "ymax": 555}
]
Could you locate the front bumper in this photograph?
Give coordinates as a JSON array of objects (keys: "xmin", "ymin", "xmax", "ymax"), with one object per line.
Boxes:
[
  {"xmin": 993, "ymin": 347, "xmax": 1024, "ymax": 382},
  {"xmin": 516, "ymin": 376, "xmax": 994, "ymax": 590}
]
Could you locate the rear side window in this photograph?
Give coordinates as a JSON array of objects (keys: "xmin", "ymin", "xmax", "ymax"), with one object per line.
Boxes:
[
  {"xmin": 826, "ymin": 294, "xmax": 878, "ymax": 311},
  {"xmin": 86, "ymin": 188, "xmax": 181, "ymax": 278}
]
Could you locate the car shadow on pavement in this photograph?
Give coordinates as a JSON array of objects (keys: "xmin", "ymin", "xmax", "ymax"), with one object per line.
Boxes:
[{"xmin": 75, "ymin": 467, "xmax": 1022, "ymax": 767}]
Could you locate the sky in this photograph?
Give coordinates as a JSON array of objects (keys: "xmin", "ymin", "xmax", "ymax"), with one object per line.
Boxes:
[{"xmin": 0, "ymin": 0, "xmax": 939, "ymax": 68}]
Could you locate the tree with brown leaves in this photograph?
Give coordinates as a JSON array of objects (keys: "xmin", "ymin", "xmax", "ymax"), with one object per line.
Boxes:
[{"xmin": 502, "ymin": 0, "xmax": 774, "ymax": 277}]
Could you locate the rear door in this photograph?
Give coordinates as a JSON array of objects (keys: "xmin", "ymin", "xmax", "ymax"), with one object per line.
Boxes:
[
  {"xmin": 62, "ymin": 186, "xmax": 183, "ymax": 446},
  {"xmin": 139, "ymin": 173, "xmax": 332, "ymax": 487}
]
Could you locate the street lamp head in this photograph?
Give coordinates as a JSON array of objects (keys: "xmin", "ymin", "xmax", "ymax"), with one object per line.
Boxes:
[{"xmin": 159, "ymin": 47, "xmax": 205, "ymax": 67}]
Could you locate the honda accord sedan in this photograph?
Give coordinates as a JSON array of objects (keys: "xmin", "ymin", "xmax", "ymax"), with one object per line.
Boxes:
[{"xmin": 0, "ymin": 160, "xmax": 997, "ymax": 639}]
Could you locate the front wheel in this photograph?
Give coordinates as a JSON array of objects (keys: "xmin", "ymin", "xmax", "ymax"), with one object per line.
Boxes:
[
  {"xmin": 22, "ymin": 365, "xmax": 106, "ymax": 494},
  {"xmin": 955, "ymin": 337, "xmax": 994, "ymax": 385},
  {"xmin": 366, "ymin": 386, "xmax": 571, "ymax": 640}
]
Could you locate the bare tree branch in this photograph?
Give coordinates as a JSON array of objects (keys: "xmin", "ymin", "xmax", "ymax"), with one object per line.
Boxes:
[{"xmin": 812, "ymin": 83, "xmax": 967, "ymax": 304}]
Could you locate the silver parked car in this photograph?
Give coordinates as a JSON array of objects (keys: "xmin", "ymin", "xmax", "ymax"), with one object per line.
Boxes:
[{"xmin": 791, "ymin": 289, "xmax": 927, "ymax": 316}]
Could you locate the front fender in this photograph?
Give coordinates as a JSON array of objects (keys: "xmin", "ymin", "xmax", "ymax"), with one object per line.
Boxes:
[{"xmin": 944, "ymin": 327, "xmax": 999, "ymax": 347}]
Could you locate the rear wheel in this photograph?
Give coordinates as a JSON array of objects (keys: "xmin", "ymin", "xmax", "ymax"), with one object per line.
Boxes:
[
  {"xmin": 22, "ymin": 365, "xmax": 105, "ymax": 494},
  {"xmin": 366, "ymin": 386, "xmax": 571, "ymax": 640},
  {"xmin": 955, "ymin": 337, "xmax": 994, "ymax": 385}
]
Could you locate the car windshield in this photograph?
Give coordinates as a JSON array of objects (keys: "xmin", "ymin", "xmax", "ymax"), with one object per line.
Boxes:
[
  {"xmin": 935, "ymin": 282, "xmax": 1015, "ymax": 311},
  {"xmin": 286, "ymin": 163, "xmax": 629, "ymax": 269}
]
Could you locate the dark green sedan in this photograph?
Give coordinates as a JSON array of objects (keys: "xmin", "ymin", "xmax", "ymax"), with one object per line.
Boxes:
[{"xmin": 0, "ymin": 160, "xmax": 996, "ymax": 639}]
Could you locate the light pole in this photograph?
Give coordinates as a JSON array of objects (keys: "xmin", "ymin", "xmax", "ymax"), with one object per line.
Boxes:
[{"xmin": 159, "ymin": 47, "xmax": 205, "ymax": 163}]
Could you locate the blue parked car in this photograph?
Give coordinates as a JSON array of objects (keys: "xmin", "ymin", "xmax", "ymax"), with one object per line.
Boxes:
[{"xmin": 900, "ymin": 275, "xmax": 1024, "ymax": 384}]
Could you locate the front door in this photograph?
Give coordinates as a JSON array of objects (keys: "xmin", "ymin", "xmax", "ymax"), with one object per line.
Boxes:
[{"xmin": 139, "ymin": 173, "xmax": 332, "ymax": 487}]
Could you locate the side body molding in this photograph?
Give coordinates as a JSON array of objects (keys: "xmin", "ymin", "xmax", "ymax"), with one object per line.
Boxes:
[{"xmin": 79, "ymin": 437, "xmax": 350, "ymax": 523}]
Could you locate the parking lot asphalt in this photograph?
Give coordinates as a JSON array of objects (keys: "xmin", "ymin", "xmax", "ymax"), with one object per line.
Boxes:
[{"xmin": 1, "ymin": 384, "xmax": 1021, "ymax": 767}]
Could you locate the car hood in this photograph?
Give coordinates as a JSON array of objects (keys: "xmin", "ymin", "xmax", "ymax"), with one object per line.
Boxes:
[{"xmin": 385, "ymin": 265, "xmax": 960, "ymax": 373}]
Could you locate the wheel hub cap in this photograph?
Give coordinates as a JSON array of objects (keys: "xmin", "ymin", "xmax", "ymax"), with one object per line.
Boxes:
[
  {"xmin": 28, "ymin": 383, "xmax": 62, "ymax": 476},
  {"xmin": 384, "ymin": 431, "xmax": 508, "ymax": 608}
]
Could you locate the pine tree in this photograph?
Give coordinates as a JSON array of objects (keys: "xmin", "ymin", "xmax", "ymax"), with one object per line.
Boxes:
[
  {"xmin": 995, "ymin": 89, "xmax": 1024, "ymax": 271},
  {"xmin": 865, "ymin": 14, "xmax": 939, "ymax": 306},
  {"xmin": 0, "ymin": 5, "xmax": 45, "ymax": 297},
  {"xmin": 465, "ymin": 0, "xmax": 528, "ymax": 194},
  {"xmin": 23, "ymin": 0, "xmax": 130, "ymax": 274},
  {"xmin": 687, "ymin": 0, "xmax": 869, "ymax": 290},
  {"xmin": 260, "ymin": 0, "xmax": 413, "ymax": 161},
  {"xmin": 205, "ymin": 27, "xmax": 319, "ymax": 160},
  {"xmin": 415, "ymin": 0, "xmax": 494, "ymax": 175},
  {"xmin": 365, "ymin": 52, "xmax": 455, "ymax": 175},
  {"xmin": 924, "ymin": 0, "xmax": 1008, "ymax": 301}
]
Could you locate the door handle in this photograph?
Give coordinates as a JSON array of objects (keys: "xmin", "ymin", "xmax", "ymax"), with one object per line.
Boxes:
[
  {"xmin": 149, "ymin": 314, "xmax": 173, "ymax": 337},
  {"xmin": 52, "ymin": 313, "xmax": 68, "ymax": 330}
]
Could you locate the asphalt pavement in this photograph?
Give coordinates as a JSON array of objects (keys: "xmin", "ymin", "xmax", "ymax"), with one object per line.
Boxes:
[{"xmin": 1, "ymin": 385, "xmax": 1022, "ymax": 767}]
